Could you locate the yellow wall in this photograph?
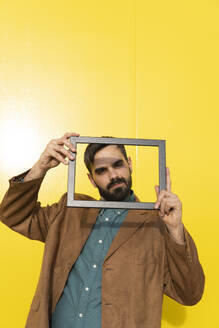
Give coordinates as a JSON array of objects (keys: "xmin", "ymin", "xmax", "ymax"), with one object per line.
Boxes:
[{"xmin": 0, "ymin": 0, "xmax": 218, "ymax": 327}]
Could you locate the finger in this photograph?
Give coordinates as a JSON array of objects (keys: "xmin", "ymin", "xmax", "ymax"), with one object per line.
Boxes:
[
  {"xmin": 166, "ymin": 167, "xmax": 172, "ymax": 192},
  {"xmin": 160, "ymin": 198, "xmax": 178, "ymax": 216},
  {"xmin": 154, "ymin": 186, "xmax": 160, "ymax": 209},
  {"xmin": 50, "ymin": 150, "xmax": 68, "ymax": 165},
  {"xmin": 160, "ymin": 198, "xmax": 172, "ymax": 217},
  {"xmin": 159, "ymin": 195, "xmax": 172, "ymax": 216},
  {"xmin": 56, "ymin": 138, "xmax": 76, "ymax": 153},
  {"xmin": 160, "ymin": 199, "xmax": 166, "ymax": 217},
  {"xmin": 58, "ymin": 133, "xmax": 79, "ymax": 151},
  {"xmin": 154, "ymin": 189, "xmax": 165, "ymax": 209},
  {"xmin": 154, "ymin": 185, "xmax": 159, "ymax": 198},
  {"xmin": 154, "ymin": 190, "xmax": 173, "ymax": 209},
  {"xmin": 57, "ymin": 133, "xmax": 78, "ymax": 143},
  {"xmin": 157, "ymin": 190, "xmax": 171, "ymax": 202},
  {"xmin": 62, "ymin": 139, "xmax": 77, "ymax": 153},
  {"xmin": 63, "ymin": 132, "xmax": 80, "ymax": 139},
  {"xmin": 54, "ymin": 145, "xmax": 75, "ymax": 160}
]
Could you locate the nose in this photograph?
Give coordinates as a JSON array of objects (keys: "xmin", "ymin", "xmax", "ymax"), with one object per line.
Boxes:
[{"xmin": 108, "ymin": 167, "xmax": 118, "ymax": 180}]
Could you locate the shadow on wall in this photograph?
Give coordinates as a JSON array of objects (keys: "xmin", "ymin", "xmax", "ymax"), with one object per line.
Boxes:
[{"xmin": 162, "ymin": 295, "xmax": 187, "ymax": 326}]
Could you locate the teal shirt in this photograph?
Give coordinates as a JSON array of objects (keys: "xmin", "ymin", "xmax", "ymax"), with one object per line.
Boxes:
[{"xmin": 51, "ymin": 192, "xmax": 135, "ymax": 328}]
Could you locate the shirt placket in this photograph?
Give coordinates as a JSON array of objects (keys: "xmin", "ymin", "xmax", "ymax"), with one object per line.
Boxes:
[{"xmin": 76, "ymin": 210, "xmax": 113, "ymax": 327}]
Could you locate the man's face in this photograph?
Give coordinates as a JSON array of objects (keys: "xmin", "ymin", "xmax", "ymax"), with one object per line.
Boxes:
[{"xmin": 88, "ymin": 145, "xmax": 132, "ymax": 201}]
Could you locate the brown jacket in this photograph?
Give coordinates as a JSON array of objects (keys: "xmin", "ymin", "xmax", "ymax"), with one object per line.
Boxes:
[{"xmin": 0, "ymin": 174, "xmax": 205, "ymax": 328}]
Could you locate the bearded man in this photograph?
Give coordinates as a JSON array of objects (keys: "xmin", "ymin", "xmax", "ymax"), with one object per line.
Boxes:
[{"xmin": 0, "ymin": 132, "xmax": 205, "ymax": 328}]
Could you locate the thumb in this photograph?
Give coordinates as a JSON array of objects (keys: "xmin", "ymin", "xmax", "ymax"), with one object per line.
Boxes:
[{"xmin": 154, "ymin": 185, "xmax": 159, "ymax": 198}]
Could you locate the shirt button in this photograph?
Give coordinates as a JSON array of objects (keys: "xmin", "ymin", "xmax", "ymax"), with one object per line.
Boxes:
[
  {"xmin": 117, "ymin": 211, "xmax": 121, "ymax": 214},
  {"xmin": 93, "ymin": 264, "xmax": 97, "ymax": 268},
  {"xmin": 105, "ymin": 218, "xmax": 109, "ymax": 221},
  {"xmin": 98, "ymin": 240, "xmax": 103, "ymax": 243},
  {"xmin": 85, "ymin": 287, "xmax": 89, "ymax": 291},
  {"xmin": 79, "ymin": 313, "xmax": 83, "ymax": 318}
]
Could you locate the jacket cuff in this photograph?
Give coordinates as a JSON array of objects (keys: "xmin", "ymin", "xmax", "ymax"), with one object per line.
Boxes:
[
  {"xmin": 164, "ymin": 224, "xmax": 193, "ymax": 264},
  {"xmin": 10, "ymin": 170, "xmax": 45, "ymax": 186}
]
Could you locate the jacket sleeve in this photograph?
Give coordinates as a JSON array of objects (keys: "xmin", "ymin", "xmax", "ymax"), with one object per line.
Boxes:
[
  {"xmin": 163, "ymin": 225, "xmax": 205, "ymax": 305},
  {"xmin": 0, "ymin": 172, "xmax": 66, "ymax": 243}
]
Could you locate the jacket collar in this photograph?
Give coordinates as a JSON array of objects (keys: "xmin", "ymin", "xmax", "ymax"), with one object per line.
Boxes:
[
  {"xmin": 80, "ymin": 194, "xmax": 153, "ymax": 262},
  {"xmin": 104, "ymin": 208, "xmax": 151, "ymax": 262}
]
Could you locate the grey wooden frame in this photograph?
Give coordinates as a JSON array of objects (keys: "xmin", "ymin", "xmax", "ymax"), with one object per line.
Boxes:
[{"xmin": 67, "ymin": 136, "xmax": 166, "ymax": 209}]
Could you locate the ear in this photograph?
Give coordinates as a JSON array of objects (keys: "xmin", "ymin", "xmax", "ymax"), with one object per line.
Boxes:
[
  {"xmin": 128, "ymin": 156, "xmax": 133, "ymax": 173},
  {"xmin": 87, "ymin": 173, "xmax": 97, "ymax": 188}
]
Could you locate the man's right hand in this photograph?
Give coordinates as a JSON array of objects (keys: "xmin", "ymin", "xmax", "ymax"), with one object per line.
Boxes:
[{"xmin": 23, "ymin": 132, "xmax": 79, "ymax": 182}]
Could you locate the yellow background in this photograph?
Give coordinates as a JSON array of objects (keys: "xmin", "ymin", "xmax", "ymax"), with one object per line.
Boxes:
[{"xmin": 0, "ymin": 0, "xmax": 218, "ymax": 327}]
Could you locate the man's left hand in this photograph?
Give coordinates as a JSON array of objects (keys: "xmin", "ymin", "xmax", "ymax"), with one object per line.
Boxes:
[{"xmin": 154, "ymin": 168, "xmax": 185, "ymax": 245}]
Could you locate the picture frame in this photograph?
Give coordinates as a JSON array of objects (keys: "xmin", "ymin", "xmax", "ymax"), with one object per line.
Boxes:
[{"xmin": 67, "ymin": 136, "xmax": 166, "ymax": 209}]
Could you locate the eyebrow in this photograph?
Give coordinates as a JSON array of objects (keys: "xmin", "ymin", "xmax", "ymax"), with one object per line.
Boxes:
[{"xmin": 94, "ymin": 159, "xmax": 125, "ymax": 174}]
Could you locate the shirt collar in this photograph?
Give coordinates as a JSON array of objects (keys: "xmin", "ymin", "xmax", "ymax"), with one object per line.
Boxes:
[{"xmin": 99, "ymin": 190, "xmax": 135, "ymax": 215}]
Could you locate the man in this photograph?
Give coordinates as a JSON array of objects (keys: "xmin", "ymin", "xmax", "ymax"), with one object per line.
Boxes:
[{"xmin": 0, "ymin": 132, "xmax": 204, "ymax": 328}]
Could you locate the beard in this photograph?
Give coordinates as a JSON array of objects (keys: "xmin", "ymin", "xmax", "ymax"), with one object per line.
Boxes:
[{"xmin": 96, "ymin": 173, "xmax": 132, "ymax": 201}]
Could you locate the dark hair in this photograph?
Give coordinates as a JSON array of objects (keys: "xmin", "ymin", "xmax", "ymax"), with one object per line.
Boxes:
[{"xmin": 84, "ymin": 137, "xmax": 128, "ymax": 174}]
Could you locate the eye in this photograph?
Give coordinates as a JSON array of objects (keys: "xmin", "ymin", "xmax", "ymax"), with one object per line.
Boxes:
[
  {"xmin": 113, "ymin": 160, "xmax": 124, "ymax": 168},
  {"xmin": 95, "ymin": 167, "xmax": 107, "ymax": 175}
]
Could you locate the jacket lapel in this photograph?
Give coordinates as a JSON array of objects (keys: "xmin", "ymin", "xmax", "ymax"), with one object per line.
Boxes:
[
  {"xmin": 80, "ymin": 207, "xmax": 100, "ymax": 246},
  {"xmin": 104, "ymin": 209, "xmax": 151, "ymax": 262}
]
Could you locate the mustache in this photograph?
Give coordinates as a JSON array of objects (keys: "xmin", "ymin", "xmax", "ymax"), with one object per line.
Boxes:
[{"xmin": 107, "ymin": 177, "xmax": 127, "ymax": 190}]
